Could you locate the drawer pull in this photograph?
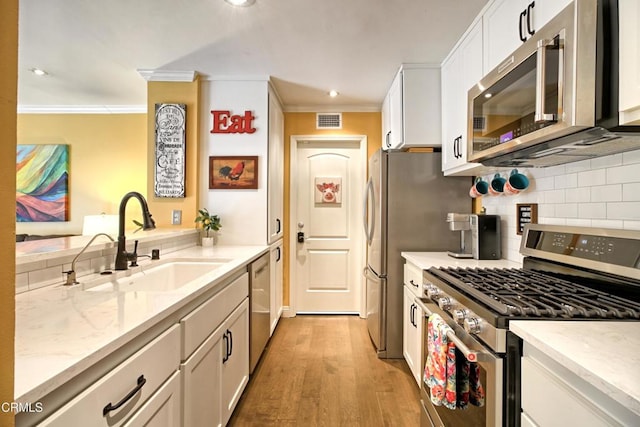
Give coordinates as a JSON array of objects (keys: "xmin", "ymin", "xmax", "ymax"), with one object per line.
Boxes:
[
  {"xmin": 409, "ymin": 279, "xmax": 419, "ymax": 288},
  {"xmin": 103, "ymin": 375, "xmax": 146, "ymax": 416}
]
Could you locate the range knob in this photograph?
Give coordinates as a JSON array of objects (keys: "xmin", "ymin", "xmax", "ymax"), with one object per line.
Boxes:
[
  {"xmin": 452, "ymin": 309, "xmax": 468, "ymax": 325},
  {"xmin": 464, "ymin": 317, "xmax": 482, "ymax": 334},
  {"xmin": 426, "ymin": 285, "xmax": 441, "ymax": 299},
  {"xmin": 438, "ymin": 297, "xmax": 453, "ymax": 311}
]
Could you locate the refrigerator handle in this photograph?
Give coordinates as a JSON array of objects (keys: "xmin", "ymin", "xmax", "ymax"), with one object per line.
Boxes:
[{"xmin": 362, "ymin": 177, "xmax": 375, "ymax": 245}]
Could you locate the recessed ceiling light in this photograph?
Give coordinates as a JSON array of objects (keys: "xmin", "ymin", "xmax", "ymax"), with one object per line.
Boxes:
[
  {"xmin": 30, "ymin": 68, "xmax": 48, "ymax": 76},
  {"xmin": 328, "ymin": 90, "xmax": 339, "ymax": 97},
  {"xmin": 225, "ymin": 0, "xmax": 255, "ymax": 6},
  {"xmin": 484, "ymin": 93, "xmax": 492, "ymax": 99}
]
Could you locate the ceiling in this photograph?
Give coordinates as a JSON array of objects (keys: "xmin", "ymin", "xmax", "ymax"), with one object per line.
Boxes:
[{"xmin": 17, "ymin": 0, "xmax": 489, "ymax": 111}]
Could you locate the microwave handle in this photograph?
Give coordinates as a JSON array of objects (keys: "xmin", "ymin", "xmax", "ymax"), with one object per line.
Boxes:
[{"xmin": 534, "ymin": 38, "xmax": 559, "ymax": 124}]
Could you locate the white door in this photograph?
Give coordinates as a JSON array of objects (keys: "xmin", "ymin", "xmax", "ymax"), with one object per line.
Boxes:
[{"xmin": 291, "ymin": 136, "xmax": 366, "ymax": 314}]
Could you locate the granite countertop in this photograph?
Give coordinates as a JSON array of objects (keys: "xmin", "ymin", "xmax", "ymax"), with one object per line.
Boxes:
[
  {"xmin": 401, "ymin": 251, "xmax": 521, "ymax": 269},
  {"xmin": 510, "ymin": 321, "xmax": 640, "ymax": 419},
  {"xmin": 14, "ymin": 244, "xmax": 268, "ymax": 404}
]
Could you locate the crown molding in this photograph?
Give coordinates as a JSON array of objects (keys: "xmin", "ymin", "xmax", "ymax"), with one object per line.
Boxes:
[
  {"xmin": 282, "ymin": 104, "xmax": 381, "ymax": 113},
  {"xmin": 17, "ymin": 105, "xmax": 147, "ymax": 114},
  {"xmin": 137, "ymin": 69, "xmax": 197, "ymax": 82}
]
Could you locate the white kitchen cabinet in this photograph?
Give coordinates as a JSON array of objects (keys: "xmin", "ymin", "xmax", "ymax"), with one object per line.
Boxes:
[
  {"xmin": 619, "ymin": 0, "xmax": 640, "ymax": 125},
  {"xmin": 182, "ymin": 298, "xmax": 249, "ymax": 427},
  {"xmin": 441, "ymin": 19, "xmax": 493, "ymax": 176},
  {"xmin": 269, "ymin": 240, "xmax": 283, "ymax": 336},
  {"xmin": 521, "ymin": 342, "xmax": 636, "ymax": 427},
  {"xmin": 402, "ymin": 261, "xmax": 424, "ymax": 386},
  {"xmin": 122, "ymin": 371, "xmax": 181, "ymax": 427},
  {"xmin": 267, "ymin": 89, "xmax": 284, "ymax": 243},
  {"xmin": 381, "ymin": 64, "xmax": 441, "ymax": 150},
  {"xmin": 482, "ymin": 0, "xmax": 572, "ymax": 74},
  {"xmin": 40, "ymin": 326, "xmax": 181, "ymax": 427}
]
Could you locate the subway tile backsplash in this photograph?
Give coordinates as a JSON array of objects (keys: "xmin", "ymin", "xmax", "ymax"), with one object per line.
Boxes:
[{"xmin": 481, "ymin": 149, "xmax": 640, "ymax": 263}]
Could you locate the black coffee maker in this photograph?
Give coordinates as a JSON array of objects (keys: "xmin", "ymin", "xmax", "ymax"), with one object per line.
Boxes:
[{"xmin": 470, "ymin": 214, "xmax": 501, "ymax": 260}]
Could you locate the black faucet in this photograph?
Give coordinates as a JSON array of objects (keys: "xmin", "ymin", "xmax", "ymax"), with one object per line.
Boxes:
[{"xmin": 114, "ymin": 192, "xmax": 156, "ymax": 270}]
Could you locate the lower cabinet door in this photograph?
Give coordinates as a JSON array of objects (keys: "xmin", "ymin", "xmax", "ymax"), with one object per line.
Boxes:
[
  {"xmin": 123, "ymin": 371, "xmax": 181, "ymax": 427},
  {"xmin": 181, "ymin": 324, "xmax": 225, "ymax": 427},
  {"xmin": 221, "ymin": 299, "xmax": 250, "ymax": 425},
  {"xmin": 181, "ymin": 298, "xmax": 249, "ymax": 427}
]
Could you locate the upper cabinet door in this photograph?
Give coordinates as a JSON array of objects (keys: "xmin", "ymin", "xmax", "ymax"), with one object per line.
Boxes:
[
  {"xmin": 387, "ymin": 71, "xmax": 404, "ymax": 150},
  {"xmin": 381, "ymin": 65, "xmax": 442, "ymax": 151},
  {"xmin": 619, "ymin": 0, "xmax": 640, "ymax": 124},
  {"xmin": 483, "ymin": 0, "xmax": 531, "ymax": 74},
  {"xmin": 267, "ymin": 91, "xmax": 284, "ymax": 244},
  {"xmin": 483, "ymin": 0, "xmax": 572, "ymax": 74}
]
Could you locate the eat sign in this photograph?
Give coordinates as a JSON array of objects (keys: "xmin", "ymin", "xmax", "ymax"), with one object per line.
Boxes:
[{"xmin": 210, "ymin": 110, "xmax": 256, "ymax": 134}]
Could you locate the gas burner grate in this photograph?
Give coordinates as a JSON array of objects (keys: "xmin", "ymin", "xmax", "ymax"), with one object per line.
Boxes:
[{"xmin": 430, "ymin": 267, "xmax": 640, "ymax": 319}]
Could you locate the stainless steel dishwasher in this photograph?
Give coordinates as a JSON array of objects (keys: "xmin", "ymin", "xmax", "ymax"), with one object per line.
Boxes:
[{"xmin": 249, "ymin": 253, "xmax": 270, "ymax": 373}]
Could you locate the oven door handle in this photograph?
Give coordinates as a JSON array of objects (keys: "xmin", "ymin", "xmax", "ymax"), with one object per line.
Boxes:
[{"xmin": 414, "ymin": 297, "xmax": 483, "ymax": 363}]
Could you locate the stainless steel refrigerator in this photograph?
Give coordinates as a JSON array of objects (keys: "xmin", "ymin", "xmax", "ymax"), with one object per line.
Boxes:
[{"xmin": 363, "ymin": 149, "xmax": 470, "ymax": 358}]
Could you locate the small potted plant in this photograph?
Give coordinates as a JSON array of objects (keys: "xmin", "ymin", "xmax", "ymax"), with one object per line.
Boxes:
[{"xmin": 195, "ymin": 208, "xmax": 221, "ymax": 246}]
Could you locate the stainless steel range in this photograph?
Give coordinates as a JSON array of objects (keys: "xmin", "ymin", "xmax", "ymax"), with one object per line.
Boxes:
[{"xmin": 417, "ymin": 224, "xmax": 640, "ymax": 427}]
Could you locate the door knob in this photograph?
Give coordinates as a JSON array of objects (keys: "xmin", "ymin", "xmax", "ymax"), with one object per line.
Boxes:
[{"xmin": 298, "ymin": 222, "xmax": 304, "ymax": 229}]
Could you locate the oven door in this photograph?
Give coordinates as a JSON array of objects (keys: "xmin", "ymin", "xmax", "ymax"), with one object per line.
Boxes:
[{"xmin": 415, "ymin": 298, "xmax": 503, "ymax": 427}]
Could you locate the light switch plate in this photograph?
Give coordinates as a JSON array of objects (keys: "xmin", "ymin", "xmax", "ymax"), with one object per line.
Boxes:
[{"xmin": 171, "ymin": 210, "xmax": 182, "ymax": 225}]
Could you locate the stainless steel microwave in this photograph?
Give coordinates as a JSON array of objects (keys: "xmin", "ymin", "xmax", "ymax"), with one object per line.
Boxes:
[{"xmin": 468, "ymin": 0, "xmax": 640, "ymax": 167}]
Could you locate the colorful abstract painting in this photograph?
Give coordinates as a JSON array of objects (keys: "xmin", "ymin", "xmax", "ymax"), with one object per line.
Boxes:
[{"xmin": 16, "ymin": 144, "xmax": 69, "ymax": 222}]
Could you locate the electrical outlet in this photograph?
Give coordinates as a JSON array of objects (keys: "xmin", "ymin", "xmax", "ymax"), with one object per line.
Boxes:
[{"xmin": 171, "ymin": 210, "xmax": 182, "ymax": 225}]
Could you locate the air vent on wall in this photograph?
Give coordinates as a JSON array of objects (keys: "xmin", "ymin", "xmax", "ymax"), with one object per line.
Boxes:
[
  {"xmin": 316, "ymin": 113, "xmax": 342, "ymax": 129},
  {"xmin": 473, "ymin": 116, "xmax": 486, "ymax": 131}
]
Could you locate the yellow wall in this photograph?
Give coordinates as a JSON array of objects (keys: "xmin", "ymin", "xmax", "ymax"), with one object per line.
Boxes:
[
  {"xmin": 17, "ymin": 114, "xmax": 147, "ymax": 235},
  {"xmin": 146, "ymin": 79, "xmax": 201, "ymax": 228},
  {"xmin": 1, "ymin": 0, "xmax": 17, "ymax": 424},
  {"xmin": 282, "ymin": 112, "xmax": 381, "ymax": 306}
]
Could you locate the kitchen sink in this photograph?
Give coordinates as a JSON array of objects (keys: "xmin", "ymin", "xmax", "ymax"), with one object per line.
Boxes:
[{"xmin": 82, "ymin": 259, "xmax": 230, "ymax": 292}]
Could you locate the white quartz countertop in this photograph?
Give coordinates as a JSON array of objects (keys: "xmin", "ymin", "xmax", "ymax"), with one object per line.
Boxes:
[
  {"xmin": 14, "ymin": 244, "xmax": 268, "ymax": 404},
  {"xmin": 401, "ymin": 251, "xmax": 521, "ymax": 270},
  {"xmin": 510, "ymin": 320, "xmax": 640, "ymax": 418}
]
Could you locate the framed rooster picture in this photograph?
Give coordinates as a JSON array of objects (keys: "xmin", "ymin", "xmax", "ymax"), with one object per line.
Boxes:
[{"xmin": 209, "ymin": 156, "xmax": 258, "ymax": 189}]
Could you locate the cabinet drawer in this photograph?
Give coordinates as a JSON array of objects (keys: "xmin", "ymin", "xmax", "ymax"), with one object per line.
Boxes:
[
  {"xmin": 40, "ymin": 325, "xmax": 180, "ymax": 427},
  {"xmin": 181, "ymin": 272, "xmax": 249, "ymax": 360},
  {"xmin": 521, "ymin": 356, "xmax": 620, "ymax": 427},
  {"xmin": 403, "ymin": 262, "xmax": 423, "ymax": 298},
  {"xmin": 123, "ymin": 370, "xmax": 181, "ymax": 427}
]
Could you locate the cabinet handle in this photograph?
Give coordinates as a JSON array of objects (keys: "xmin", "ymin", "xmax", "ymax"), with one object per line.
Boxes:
[
  {"xmin": 386, "ymin": 131, "xmax": 392, "ymax": 148},
  {"xmin": 409, "ymin": 279, "xmax": 419, "ymax": 289},
  {"xmin": 276, "ymin": 246, "xmax": 281, "ymax": 262},
  {"xmin": 519, "ymin": 9, "xmax": 527, "ymax": 42},
  {"xmin": 227, "ymin": 329, "xmax": 233, "ymax": 359},
  {"xmin": 276, "ymin": 218, "xmax": 281, "ymax": 234},
  {"xmin": 223, "ymin": 333, "xmax": 229, "ymax": 363},
  {"xmin": 452, "ymin": 137, "xmax": 458, "ymax": 159},
  {"xmin": 527, "ymin": 1, "xmax": 535, "ymax": 36},
  {"xmin": 413, "ymin": 305, "xmax": 418, "ymax": 328},
  {"xmin": 410, "ymin": 303, "xmax": 416, "ymax": 327},
  {"xmin": 103, "ymin": 375, "xmax": 146, "ymax": 416},
  {"xmin": 409, "ymin": 304, "xmax": 415, "ymax": 325}
]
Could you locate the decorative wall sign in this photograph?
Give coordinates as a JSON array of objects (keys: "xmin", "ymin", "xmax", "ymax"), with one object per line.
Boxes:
[
  {"xmin": 314, "ymin": 178, "xmax": 342, "ymax": 204},
  {"xmin": 209, "ymin": 156, "xmax": 258, "ymax": 189},
  {"xmin": 210, "ymin": 110, "xmax": 256, "ymax": 134},
  {"xmin": 154, "ymin": 103, "xmax": 186, "ymax": 198},
  {"xmin": 16, "ymin": 144, "xmax": 69, "ymax": 222},
  {"xmin": 517, "ymin": 203, "xmax": 538, "ymax": 235}
]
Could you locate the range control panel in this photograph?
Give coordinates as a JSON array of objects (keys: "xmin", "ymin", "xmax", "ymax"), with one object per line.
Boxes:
[{"xmin": 525, "ymin": 229, "xmax": 640, "ymax": 269}]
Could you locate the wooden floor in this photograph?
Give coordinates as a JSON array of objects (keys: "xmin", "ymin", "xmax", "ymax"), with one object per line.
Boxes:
[{"xmin": 229, "ymin": 315, "xmax": 421, "ymax": 426}]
